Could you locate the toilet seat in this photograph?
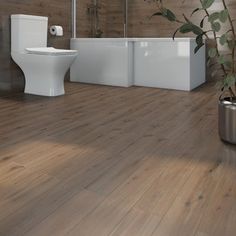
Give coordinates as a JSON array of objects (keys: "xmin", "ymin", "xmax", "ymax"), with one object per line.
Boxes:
[{"xmin": 25, "ymin": 47, "xmax": 78, "ymax": 56}]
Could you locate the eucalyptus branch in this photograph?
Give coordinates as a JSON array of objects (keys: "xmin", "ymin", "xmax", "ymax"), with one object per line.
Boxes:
[
  {"xmin": 222, "ymin": 0, "xmax": 236, "ymax": 93},
  {"xmin": 203, "ymin": 7, "xmax": 235, "ymax": 97},
  {"xmin": 225, "ymin": 29, "xmax": 233, "ymax": 34},
  {"xmin": 203, "ymin": 9, "xmax": 223, "ymax": 68}
]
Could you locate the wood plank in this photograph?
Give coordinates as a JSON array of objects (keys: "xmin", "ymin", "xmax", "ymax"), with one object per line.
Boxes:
[{"xmin": 0, "ymin": 83, "xmax": 235, "ymax": 236}]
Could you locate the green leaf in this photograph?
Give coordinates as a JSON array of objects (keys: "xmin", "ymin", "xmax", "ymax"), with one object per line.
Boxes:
[
  {"xmin": 191, "ymin": 8, "xmax": 201, "ymax": 16},
  {"xmin": 208, "ymin": 48, "xmax": 217, "ymax": 58},
  {"xmin": 192, "ymin": 25, "xmax": 204, "ymax": 35},
  {"xmin": 219, "ymin": 9, "xmax": 228, "ymax": 23},
  {"xmin": 200, "ymin": 18, "xmax": 205, "ymax": 28},
  {"xmin": 194, "ymin": 43, "xmax": 204, "ymax": 54},
  {"xmin": 218, "ymin": 55, "xmax": 225, "ymax": 64},
  {"xmin": 228, "ymin": 40, "xmax": 236, "ymax": 50},
  {"xmin": 208, "ymin": 12, "xmax": 220, "ymax": 23},
  {"xmin": 211, "ymin": 22, "xmax": 221, "ymax": 32},
  {"xmin": 200, "ymin": 16, "xmax": 208, "ymax": 28},
  {"xmin": 196, "ymin": 34, "xmax": 203, "ymax": 45},
  {"xmin": 160, "ymin": 8, "xmax": 176, "ymax": 22},
  {"xmin": 166, "ymin": 9, "xmax": 176, "ymax": 21},
  {"xmin": 201, "ymin": 0, "xmax": 215, "ymax": 9},
  {"xmin": 179, "ymin": 23, "xmax": 194, "ymax": 33},
  {"xmin": 162, "ymin": 8, "xmax": 168, "ymax": 16},
  {"xmin": 219, "ymin": 34, "xmax": 227, "ymax": 45},
  {"xmin": 179, "ymin": 23, "xmax": 203, "ymax": 35},
  {"xmin": 223, "ymin": 74, "xmax": 236, "ymax": 88},
  {"xmin": 224, "ymin": 61, "xmax": 232, "ymax": 69},
  {"xmin": 151, "ymin": 12, "xmax": 163, "ymax": 17},
  {"xmin": 195, "ymin": 33, "xmax": 206, "ymax": 54}
]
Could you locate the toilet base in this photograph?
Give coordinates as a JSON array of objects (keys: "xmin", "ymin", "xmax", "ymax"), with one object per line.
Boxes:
[
  {"xmin": 24, "ymin": 87, "xmax": 65, "ymax": 97},
  {"xmin": 11, "ymin": 52, "xmax": 77, "ymax": 97},
  {"xmin": 24, "ymin": 75, "xmax": 65, "ymax": 97}
]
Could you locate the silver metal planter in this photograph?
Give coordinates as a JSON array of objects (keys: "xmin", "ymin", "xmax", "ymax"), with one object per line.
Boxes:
[{"xmin": 219, "ymin": 97, "xmax": 236, "ymax": 144}]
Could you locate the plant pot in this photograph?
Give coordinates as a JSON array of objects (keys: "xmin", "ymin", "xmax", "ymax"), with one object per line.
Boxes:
[{"xmin": 218, "ymin": 97, "xmax": 236, "ymax": 144}]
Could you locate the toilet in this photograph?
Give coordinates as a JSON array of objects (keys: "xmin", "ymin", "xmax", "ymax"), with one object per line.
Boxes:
[{"xmin": 11, "ymin": 14, "xmax": 78, "ymax": 96}]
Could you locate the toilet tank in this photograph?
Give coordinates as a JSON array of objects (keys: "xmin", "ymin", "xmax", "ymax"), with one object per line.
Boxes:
[{"xmin": 11, "ymin": 14, "xmax": 48, "ymax": 53}]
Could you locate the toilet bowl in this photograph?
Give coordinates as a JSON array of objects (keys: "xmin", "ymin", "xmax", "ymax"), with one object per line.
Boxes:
[
  {"xmin": 12, "ymin": 48, "xmax": 77, "ymax": 96},
  {"xmin": 11, "ymin": 14, "xmax": 78, "ymax": 96}
]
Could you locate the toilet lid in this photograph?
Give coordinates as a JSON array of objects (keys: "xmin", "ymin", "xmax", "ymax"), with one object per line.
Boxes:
[{"xmin": 25, "ymin": 47, "xmax": 78, "ymax": 56}]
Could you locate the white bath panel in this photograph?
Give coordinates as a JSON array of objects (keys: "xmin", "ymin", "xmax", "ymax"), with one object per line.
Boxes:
[
  {"xmin": 70, "ymin": 38, "xmax": 205, "ymax": 91},
  {"xmin": 70, "ymin": 38, "xmax": 134, "ymax": 87},
  {"xmin": 134, "ymin": 38, "xmax": 206, "ymax": 91}
]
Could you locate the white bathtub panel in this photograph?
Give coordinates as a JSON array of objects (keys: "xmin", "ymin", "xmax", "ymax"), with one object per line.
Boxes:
[
  {"xmin": 134, "ymin": 41, "xmax": 191, "ymax": 91},
  {"xmin": 190, "ymin": 41, "xmax": 206, "ymax": 90},
  {"xmin": 70, "ymin": 38, "xmax": 206, "ymax": 91},
  {"xmin": 70, "ymin": 39, "xmax": 133, "ymax": 87}
]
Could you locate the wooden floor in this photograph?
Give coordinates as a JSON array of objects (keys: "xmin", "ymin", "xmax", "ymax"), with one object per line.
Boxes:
[{"xmin": 0, "ymin": 82, "xmax": 236, "ymax": 236}]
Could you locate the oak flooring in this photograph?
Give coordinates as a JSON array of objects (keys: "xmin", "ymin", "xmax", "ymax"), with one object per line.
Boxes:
[{"xmin": 0, "ymin": 82, "xmax": 236, "ymax": 236}]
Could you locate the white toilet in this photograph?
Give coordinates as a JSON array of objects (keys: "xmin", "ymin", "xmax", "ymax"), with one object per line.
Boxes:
[{"xmin": 11, "ymin": 14, "xmax": 78, "ymax": 96}]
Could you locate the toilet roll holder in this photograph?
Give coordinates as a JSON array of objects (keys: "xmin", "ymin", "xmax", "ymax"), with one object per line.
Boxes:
[{"xmin": 50, "ymin": 25, "xmax": 63, "ymax": 36}]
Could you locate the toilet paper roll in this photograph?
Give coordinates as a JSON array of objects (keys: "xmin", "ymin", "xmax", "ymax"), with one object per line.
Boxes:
[{"xmin": 50, "ymin": 25, "xmax": 63, "ymax": 36}]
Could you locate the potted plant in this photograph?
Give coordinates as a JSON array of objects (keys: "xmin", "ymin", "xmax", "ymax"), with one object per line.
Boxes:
[{"xmin": 147, "ymin": 0, "xmax": 236, "ymax": 144}]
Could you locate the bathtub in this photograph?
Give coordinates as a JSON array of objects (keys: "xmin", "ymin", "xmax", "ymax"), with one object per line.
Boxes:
[{"xmin": 70, "ymin": 38, "xmax": 205, "ymax": 91}]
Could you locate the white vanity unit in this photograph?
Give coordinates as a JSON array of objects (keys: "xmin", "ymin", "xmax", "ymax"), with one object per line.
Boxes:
[{"xmin": 70, "ymin": 38, "xmax": 205, "ymax": 91}]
